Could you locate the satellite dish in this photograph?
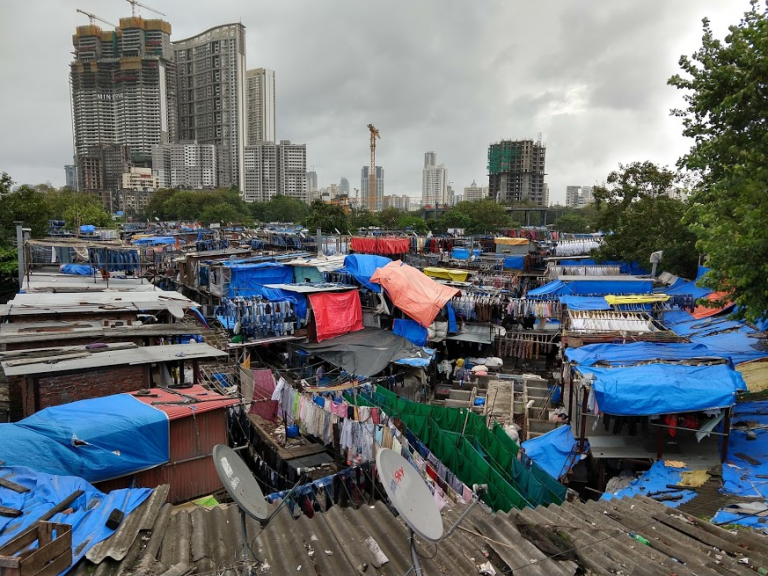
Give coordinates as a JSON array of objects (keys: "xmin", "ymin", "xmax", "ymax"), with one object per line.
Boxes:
[
  {"xmin": 376, "ymin": 448, "xmax": 444, "ymax": 542},
  {"xmin": 213, "ymin": 444, "xmax": 269, "ymax": 521},
  {"xmin": 167, "ymin": 302, "xmax": 184, "ymax": 319}
]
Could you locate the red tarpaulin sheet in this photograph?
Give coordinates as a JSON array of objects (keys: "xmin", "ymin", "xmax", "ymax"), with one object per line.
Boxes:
[
  {"xmin": 309, "ymin": 290, "xmax": 364, "ymax": 342},
  {"xmin": 371, "ymin": 262, "xmax": 460, "ymax": 327},
  {"xmin": 692, "ymin": 292, "xmax": 733, "ymax": 319},
  {"xmin": 351, "ymin": 237, "xmax": 410, "ymax": 255}
]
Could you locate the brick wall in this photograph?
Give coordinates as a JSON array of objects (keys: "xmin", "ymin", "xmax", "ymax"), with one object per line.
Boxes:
[{"xmin": 18, "ymin": 365, "xmax": 149, "ymax": 417}]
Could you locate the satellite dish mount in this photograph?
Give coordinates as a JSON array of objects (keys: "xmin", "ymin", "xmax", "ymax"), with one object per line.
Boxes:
[{"xmin": 376, "ymin": 448, "xmax": 487, "ymax": 576}]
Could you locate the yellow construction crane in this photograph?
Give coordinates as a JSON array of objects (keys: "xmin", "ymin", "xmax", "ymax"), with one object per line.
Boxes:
[
  {"xmin": 125, "ymin": 0, "xmax": 166, "ymax": 17},
  {"xmin": 367, "ymin": 124, "xmax": 380, "ymax": 213},
  {"xmin": 76, "ymin": 8, "xmax": 119, "ymax": 28}
]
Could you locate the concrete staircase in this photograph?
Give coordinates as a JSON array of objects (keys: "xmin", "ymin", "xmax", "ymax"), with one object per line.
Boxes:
[{"xmin": 524, "ymin": 375, "xmax": 558, "ymax": 439}]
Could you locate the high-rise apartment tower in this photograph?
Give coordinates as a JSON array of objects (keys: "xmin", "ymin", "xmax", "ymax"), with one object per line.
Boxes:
[
  {"xmin": 173, "ymin": 24, "xmax": 247, "ymax": 192},
  {"xmin": 246, "ymin": 68, "xmax": 276, "ymax": 144},
  {"xmin": 70, "ymin": 17, "xmax": 176, "ymax": 179},
  {"xmin": 487, "ymin": 139, "xmax": 547, "ymax": 206}
]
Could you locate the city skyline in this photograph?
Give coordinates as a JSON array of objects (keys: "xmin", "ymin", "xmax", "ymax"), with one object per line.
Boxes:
[{"xmin": 0, "ymin": 1, "xmax": 748, "ymax": 204}]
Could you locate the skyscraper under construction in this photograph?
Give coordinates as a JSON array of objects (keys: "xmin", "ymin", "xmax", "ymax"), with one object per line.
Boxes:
[
  {"xmin": 70, "ymin": 16, "xmax": 176, "ymax": 175},
  {"xmin": 487, "ymin": 139, "xmax": 547, "ymax": 206}
]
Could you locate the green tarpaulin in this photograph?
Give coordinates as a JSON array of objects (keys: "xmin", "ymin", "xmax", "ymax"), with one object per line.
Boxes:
[{"xmin": 349, "ymin": 386, "xmax": 565, "ymax": 512}]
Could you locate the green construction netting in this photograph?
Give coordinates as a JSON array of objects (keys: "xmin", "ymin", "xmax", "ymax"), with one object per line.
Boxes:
[{"xmin": 347, "ymin": 387, "xmax": 565, "ymax": 511}]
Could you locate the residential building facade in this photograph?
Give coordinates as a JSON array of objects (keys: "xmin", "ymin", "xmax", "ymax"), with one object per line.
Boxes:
[
  {"xmin": 382, "ymin": 195, "xmax": 410, "ymax": 211},
  {"xmin": 464, "ymin": 180, "xmax": 486, "ymax": 202},
  {"xmin": 246, "ymin": 68, "xmax": 276, "ymax": 144},
  {"xmin": 339, "ymin": 177, "xmax": 350, "ymax": 196},
  {"xmin": 78, "ymin": 144, "xmax": 132, "ymax": 196},
  {"xmin": 152, "ymin": 143, "xmax": 218, "ymax": 189},
  {"xmin": 243, "ymin": 140, "xmax": 307, "ymax": 203},
  {"xmin": 121, "ymin": 167, "xmax": 157, "ymax": 191},
  {"xmin": 421, "ymin": 152, "xmax": 447, "ymax": 208},
  {"xmin": 360, "ymin": 166, "xmax": 384, "ymax": 211},
  {"xmin": 173, "ymin": 24, "xmax": 247, "ymax": 192},
  {"xmin": 487, "ymin": 139, "xmax": 547, "ymax": 206},
  {"xmin": 566, "ymin": 185, "xmax": 594, "ymax": 208},
  {"xmin": 64, "ymin": 165, "xmax": 78, "ymax": 190}
]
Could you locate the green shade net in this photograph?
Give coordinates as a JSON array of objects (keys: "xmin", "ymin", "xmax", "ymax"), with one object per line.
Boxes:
[{"xmin": 347, "ymin": 387, "xmax": 565, "ymax": 512}]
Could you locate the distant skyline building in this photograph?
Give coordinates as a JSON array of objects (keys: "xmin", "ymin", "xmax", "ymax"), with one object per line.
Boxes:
[
  {"xmin": 246, "ymin": 68, "xmax": 276, "ymax": 144},
  {"xmin": 421, "ymin": 151, "xmax": 447, "ymax": 208},
  {"xmin": 173, "ymin": 23, "xmax": 247, "ymax": 192},
  {"xmin": 70, "ymin": 16, "xmax": 176, "ymax": 185},
  {"xmin": 121, "ymin": 166, "xmax": 157, "ymax": 191},
  {"xmin": 383, "ymin": 195, "xmax": 410, "ymax": 211},
  {"xmin": 64, "ymin": 165, "xmax": 78, "ymax": 190},
  {"xmin": 361, "ymin": 166, "xmax": 384, "ymax": 211},
  {"xmin": 244, "ymin": 140, "xmax": 307, "ymax": 203},
  {"xmin": 339, "ymin": 177, "xmax": 350, "ymax": 196},
  {"xmin": 565, "ymin": 185, "xmax": 593, "ymax": 208},
  {"xmin": 488, "ymin": 139, "xmax": 547, "ymax": 206},
  {"xmin": 78, "ymin": 144, "xmax": 131, "ymax": 195},
  {"xmin": 307, "ymin": 170, "xmax": 318, "ymax": 198},
  {"xmin": 464, "ymin": 180, "xmax": 486, "ymax": 202},
  {"xmin": 152, "ymin": 143, "xmax": 218, "ymax": 190}
]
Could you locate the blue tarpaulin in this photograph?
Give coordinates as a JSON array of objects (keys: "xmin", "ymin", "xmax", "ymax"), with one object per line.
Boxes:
[
  {"xmin": 504, "ymin": 256, "xmax": 526, "ymax": 269},
  {"xmin": 663, "ymin": 277, "xmax": 712, "ymax": 299},
  {"xmin": 0, "ymin": 395, "xmax": 169, "ymax": 482},
  {"xmin": 79, "ymin": 225, "xmax": 96, "ymax": 234},
  {"xmin": 527, "ymin": 280, "xmax": 572, "ymax": 298},
  {"xmin": 558, "ymin": 296, "xmax": 611, "ymax": 310},
  {"xmin": 0, "ymin": 466, "xmax": 152, "ymax": 573},
  {"xmin": 521, "ymin": 425, "xmax": 580, "ymax": 480},
  {"xmin": 575, "ymin": 364, "xmax": 745, "ymax": 416},
  {"xmin": 602, "ymin": 460, "xmax": 697, "ymax": 508},
  {"xmin": 261, "ymin": 287, "xmax": 308, "ymax": 321},
  {"xmin": 692, "ymin": 327, "xmax": 768, "ymax": 366},
  {"xmin": 446, "ymin": 302, "xmax": 457, "ymax": 333},
  {"xmin": 60, "ymin": 264, "xmax": 94, "ymax": 276},
  {"xmin": 393, "ymin": 319, "xmax": 429, "ymax": 347},
  {"xmin": 566, "ymin": 342, "xmax": 733, "ymax": 367},
  {"xmin": 394, "ymin": 347, "xmax": 435, "ymax": 367},
  {"xmin": 132, "ymin": 236, "xmax": 184, "ymax": 246},
  {"xmin": 229, "ymin": 263, "xmax": 293, "ymax": 297},
  {"xmin": 451, "ymin": 248, "xmax": 480, "ymax": 260},
  {"xmin": 721, "ymin": 402, "xmax": 768, "ymax": 497},
  {"xmin": 342, "ymin": 254, "xmax": 391, "ymax": 292}
]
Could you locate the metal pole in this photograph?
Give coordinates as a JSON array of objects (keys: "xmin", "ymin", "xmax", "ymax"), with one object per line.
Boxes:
[
  {"xmin": 409, "ymin": 528, "xmax": 423, "ymax": 576},
  {"xmin": 14, "ymin": 222, "xmax": 24, "ymax": 289},
  {"xmin": 316, "ymin": 228, "xmax": 322, "ymax": 256},
  {"xmin": 240, "ymin": 508, "xmax": 250, "ymax": 562}
]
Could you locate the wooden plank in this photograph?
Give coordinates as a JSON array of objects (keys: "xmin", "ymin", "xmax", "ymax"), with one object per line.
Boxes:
[
  {"xmin": 19, "ymin": 526, "xmax": 71, "ymax": 575},
  {"xmin": 30, "ymin": 552, "xmax": 72, "ymax": 576},
  {"xmin": 0, "ymin": 506, "xmax": 22, "ymax": 518},
  {"xmin": 0, "ymin": 477, "xmax": 30, "ymax": 494}
]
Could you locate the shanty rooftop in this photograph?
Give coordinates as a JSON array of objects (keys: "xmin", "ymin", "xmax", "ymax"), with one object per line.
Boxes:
[
  {"xmin": 0, "ymin": 320, "xmax": 203, "ymax": 346},
  {"xmin": 2, "ymin": 290, "xmax": 196, "ymax": 316},
  {"xmin": 0, "ymin": 342, "xmax": 227, "ymax": 377},
  {"xmin": 21, "ymin": 272, "xmax": 158, "ymax": 293},
  {"xmin": 71, "ymin": 489, "xmax": 768, "ymax": 576}
]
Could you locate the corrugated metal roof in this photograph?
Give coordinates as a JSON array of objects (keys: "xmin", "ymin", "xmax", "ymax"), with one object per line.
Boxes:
[
  {"xmin": 130, "ymin": 385, "xmax": 239, "ymax": 420},
  {"xmin": 263, "ymin": 282, "xmax": 356, "ymax": 293},
  {"xmin": 3, "ymin": 290, "xmax": 197, "ymax": 316},
  {"xmin": 72, "ymin": 492, "xmax": 768, "ymax": 576},
  {"xmin": 0, "ymin": 321, "xmax": 202, "ymax": 345},
  {"xmin": 1, "ymin": 343, "xmax": 227, "ymax": 376},
  {"xmin": 22, "ymin": 272, "xmax": 158, "ymax": 293}
]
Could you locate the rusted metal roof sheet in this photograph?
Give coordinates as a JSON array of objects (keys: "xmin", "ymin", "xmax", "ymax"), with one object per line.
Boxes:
[
  {"xmin": 73, "ymin": 494, "xmax": 768, "ymax": 576},
  {"xmin": 130, "ymin": 385, "xmax": 239, "ymax": 420}
]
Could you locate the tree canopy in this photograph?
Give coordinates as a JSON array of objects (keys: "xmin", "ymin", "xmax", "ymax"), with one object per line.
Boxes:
[
  {"xmin": 591, "ymin": 162, "xmax": 698, "ymax": 279},
  {"xmin": 436, "ymin": 199, "xmax": 514, "ymax": 234},
  {"xmin": 251, "ymin": 194, "xmax": 312, "ymax": 224},
  {"xmin": 553, "ymin": 212, "xmax": 591, "ymax": 233},
  {"xmin": 143, "ymin": 188, "xmax": 250, "ymax": 224},
  {"xmin": 304, "ymin": 201, "xmax": 349, "ymax": 234},
  {"xmin": 669, "ymin": 2, "xmax": 768, "ymax": 320}
]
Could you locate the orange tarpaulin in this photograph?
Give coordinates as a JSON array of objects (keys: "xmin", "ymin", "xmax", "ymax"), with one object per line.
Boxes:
[
  {"xmin": 308, "ymin": 291, "xmax": 364, "ymax": 342},
  {"xmin": 692, "ymin": 292, "xmax": 733, "ymax": 319},
  {"xmin": 351, "ymin": 237, "xmax": 410, "ymax": 255},
  {"xmin": 370, "ymin": 262, "xmax": 460, "ymax": 327}
]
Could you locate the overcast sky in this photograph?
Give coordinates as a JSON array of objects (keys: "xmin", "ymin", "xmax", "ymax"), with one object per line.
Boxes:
[{"xmin": 0, "ymin": 1, "xmax": 749, "ymax": 204}]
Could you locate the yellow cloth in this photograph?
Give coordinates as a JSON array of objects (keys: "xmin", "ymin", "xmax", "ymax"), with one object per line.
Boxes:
[
  {"xmin": 423, "ymin": 267, "xmax": 470, "ymax": 282},
  {"xmin": 494, "ymin": 237, "xmax": 530, "ymax": 246},
  {"xmin": 679, "ymin": 470, "xmax": 710, "ymax": 488},
  {"xmin": 456, "ymin": 358, "xmax": 465, "ymax": 367},
  {"xmin": 241, "ymin": 354, "xmax": 251, "ymax": 369},
  {"xmin": 604, "ymin": 294, "xmax": 670, "ymax": 305},
  {"xmin": 664, "ymin": 460, "xmax": 686, "ymax": 469}
]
